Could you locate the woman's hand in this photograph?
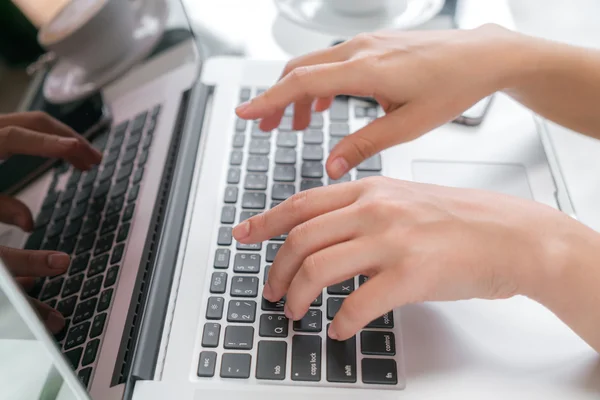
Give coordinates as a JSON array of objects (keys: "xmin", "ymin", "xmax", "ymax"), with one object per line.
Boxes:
[
  {"xmin": 232, "ymin": 177, "xmax": 599, "ymax": 344},
  {"xmin": 236, "ymin": 24, "xmax": 526, "ymax": 179}
]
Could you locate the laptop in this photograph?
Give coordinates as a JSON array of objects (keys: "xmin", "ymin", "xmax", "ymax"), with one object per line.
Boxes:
[{"xmin": 0, "ymin": 0, "xmax": 576, "ymax": 399}]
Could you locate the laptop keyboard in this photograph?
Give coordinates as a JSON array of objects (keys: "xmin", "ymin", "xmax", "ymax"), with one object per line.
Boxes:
[
  {"xmin": 25, "ymin": 105, "xmax": 162, "ymax": 389},
  {"xmin": 197, "ymin": 88, "xmax": 402, "ymax": 388}
]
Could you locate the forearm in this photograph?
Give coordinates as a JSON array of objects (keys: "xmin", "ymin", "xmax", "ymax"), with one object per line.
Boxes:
[{"xmin": 500, "ymin": 32, "xmax": 600, "ymax": 139}]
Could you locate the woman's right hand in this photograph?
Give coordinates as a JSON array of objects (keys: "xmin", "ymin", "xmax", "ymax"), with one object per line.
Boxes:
[{"xmin": 236, "ymin": 24, "xmax": 529, "ymax": 179}]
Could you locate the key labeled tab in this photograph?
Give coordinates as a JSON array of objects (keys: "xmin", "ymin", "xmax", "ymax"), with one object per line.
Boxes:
[
  {"xmin": 256, "ymin": 341, "xmax": 287, "ymax": 380},
  {"xmin": 292, "ymin": 335, "xmax": 322, "ymax": 382}
]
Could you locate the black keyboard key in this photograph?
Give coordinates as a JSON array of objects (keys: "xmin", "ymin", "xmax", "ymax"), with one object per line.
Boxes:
[
  {"xmin": 128, "ymin": 184, "xmax": 140, "ymax": 202},
  {"xmin": 274, "ymin": 148, "xmax": 296, "ymax": 164},
  {"xmin": 239, "ymin": 211, "xmax": 260, "ymax": 223},
  {"xmin": 327, "ymin": 297, "xmax": 344, "ymax": 320},
  {"xmin": 367, "ymin": 311, "xmax": 395, "ymax": 329},
  {"xmin": 244, "ymin": 173, "xmax": 268, "ymax": 190},
  {"xmin": 221, "ymin": 206, "xmax": 236, "ymax": 224},
  {"xmin": 47, "ymin": 219, "xmax": 66, "ymax": 239},
  {"xmin": 70, "ymin": 253, "xmax": 90, "ymax": 275},
  {"xmin": 62, "ymin": 273, "xmax": 83, "ymax": 297},
  {"xmin": 233, "ymin": 253, "xmax": 260, "ymax": 273},
  {"xmin": 328, "ymin": 278, "xmax": 355, "ymax": 295},
  {"xmin": 329, "ymin": 174, "xmax": 351, "ymax": 185},
  {"xmin": 249, "ymin": 139, "xmax": 271, "ymax": 155},
  {"xmin": 198, "ymin": 351, "xmax": 217, "ymax": 377},
  {"xmin": 76, "ymin": 233, "xmax": 96, "ymax": 255},
  {"xmin": 81, "ymin": 339, "xmax": 100, "ymax": 366},
  {"xmin": 64, "ymin": 347, "xmax": 83, "ymax": 369},
  {"xmin": 54, "ymin": 318, "xmax": 70, "ymax": 341},
  {"xmin": 58, "ymin": 237, "xmax": 77, "ymax": 254},
  {"xmin": 265, "ymin": 243, "xmax": 281, "ymax": 262},
  {"xmin": 133, "ymin": 168, "xmax": 144, "ymax": 184},
  {"xmin": 302, "ymin": 145, "xmax": 323, "ymax": 161},
  {"xmin": 81, "ymin": 276, "xmax": 103, "ymax": 300},
  {"xmin": 64, "ymin": 321, "xmax": 90, "ymax": 350},
  {"xmin": 362, "ymin": 358, "xmax": 398, "ymax": 385},
  {"xmin": 111, "ymin": 180, "xmax": 128, "ymax": 200},
  {"xmin": 94, "ymin": 233, "xmax": 114, "ymax": 256},
  {"xmin": 227, "ymin": 168, "xmax": 241, "ymax": 184},
  {"xmin": 271, "ymin": 184, "xmax": 295, "ymax": 201},
  {"xmin": 61, "ymin": 187, "xmax": 76, "ymax": 205},
  {"xmin": 277, "ymin": 132, "xmax": 297, "ymax": 148},
  {"xmin": 246, "ymin": 156, "xmax": 269, "ymax": 172},
  {"xmin": 291, "ymin": 335, "xmax": 321, "ymax": 381},
  {"xmin": 214, "ymin": 249, "xmax": 230, "ymax": 269},
  {"xmin": 256, "ymin": 341, "xmax": 287, "ymax": 380},
  {"xmin": 224, "ymin": 326, "xmax": 254, "ymax": 350},
  {"xmin": 210, "ymin": 272, "xmax": 227, "ymax": 294},
  {"xmin": 138, "ymin": 149, "xmax": 148, "ymax": 167},
  {"xmin": 42, "ymin": 236, "xmax": 59, "ymax": 251},
  {"xmin": 230, "ymin": 276, "xmax": 259, "ymax": 297},
  {"xmin": 326, "ymin": 328, "xmax": 357, "ymax": 383},
  {"xmin": 42, "ymin": 192, "xmax": 59, "ymax": 210},
  {"xmin": 110, "ymin": 135, "xmax": 125, "ymax": 151},
  {"xmin": 93, "ymin": 181, "xmax": 111, "ymax": 201},
  {"xmin": 273, "ymin": 165, "xmax": 296, "ymax": 182},
  {"xmin": 100, "ymin": 214, "xmax": 120, "ymax": 235},
  {"xmin": 206, "ymin": 296, "xmax": 225, "ymax": 320},
  {"xmin": 45, "ymin": 299, "xmax": 57, "ymax": 308},
  {"xmin": 99, "ymin": 165, "xmax": 115, "ymax": 183},
  {"xmin": 122, "ymin": 203, "xmax": 135, "ymax": 222},
  {"xmin": 81, "ymin": 215, "xmax": 100, "ymax": 236},
  {"xmin": 78, "ymin": 367, "xmax": 92, "ymax": 388},
  {"xmin": 361, "ymin": 331, "xmax": 396, "ymax": 356},
  {"xmin": 217, "ymin": 227, "xmax": 232, "ymax": 246},
  {"xmin": 57, "ymin": 296, "xmax": 77, "ymax": 318},
  {"xmin": 116, "ymin": 223, "xmax": 130, "ymax": 243},
  {"xmin": 330, "ymin": 98, "xmax": 349, "ymax": 121},
  {"xmin": 301, "ymin": 162, "xmax": 323, "ymax": 179},
  {"xmin": 236, "ymin": 242, "xmax": 262, "ymax": 251},
  {"xmin": 111, "ymin": 243, "xmax": 125, "ymax": 264},
  {"xmin": 230, "ymin": 150, "xmax": 243, "ymax": 166},
  {"xmin": 35, "ymin": 208, "xmax": 54, "ymax": 229},
  {"xmin": 90, "ymin": 313, "xmax": 107, "ymax": 338},
  {"xmin": 97, "ymin": 288, "xmax": 113, "ymax": 312},
  {"xmin": 261, "ymin": 297, "xmax": 285, "ymax": 312},
  {"xmin": 105, "ymin": 196, "xmax": 125, "ymax": 216},
  {"xmin": 224, "ymin": 186, "xmax": 238, "ymax": 203},
  {"xmin": 235, "ymin": 118, "xmax": 247, "ymax": 132},
  {"xmin": 312, "ymin": 292, "xmax": 323, "ymax": 307},
  {"xmin": 300, "ymin": 179, "xmax": 323, "ymax": 192},
  {"xmin": 73, "ymin": 298, "xmax": 97, "ymax": 324},
  {"xmin": 220, "ymin": 353, "xmax": 251, "ymax": 379},
  {"xmin": 73, "ymin": 187, "xmax": 92, "ymax": 208},
  {"xmin": 202, "ymin": 323, "xmax": 221, "ymax": 348},
  {"xmin": 132, "ymin": 111, "xmax": 148, "ymax": 132},
  {"xmin": 242, "ymin": 192, "xmax": 266, "ymax": 209},
  {"xmin": 25, "ymin": 228, "xmax": 45, "ymax": 250},
  {"xmin": 67, "ymin": 170, "xmax": 82, "ymax": 189},
  {"xmin": 142, "ymin": 134, "xmax": 153, "ymax": 150},
  {"xmin": 40, "ymin": 277, "xmax": 64, "ymax": 301},
  {"xmin": 81, "ymin": 169, "xmax": 98, "ymax": 188},
  {"xmin": 227, "ymin": 300, "xmax": 256, "ymax": 323},
  {"xmin": 126, "ymin": 132, "xmax": 142, "ymax": 150},
  {"xmin": 63, "ymin": 218, "xmax": 82, "ymax": 239},
  {"xmin": 104, "ymin": 265, "xmax": 119, "ymax": 288},
  {"xmin": 293, "ymin": 309, "xmax": 322, "ymax": 332},
  {"xmin": 357, "ymin": 154, "xmax": 382, "ymax": 171},
  {"xmin": 88, "ymin": 254, "xmax": 109, "ymax": 277},
  {"xmin": 259, "ymin": 314, "xmax": 288, "ymax": 338},
  {"xmin": 232, "ymin": 134, "xmax": 245, "ymax": 148},
  {"xmin": 121, "ymin": 147, "xmax": 138, "ymax": 165}
]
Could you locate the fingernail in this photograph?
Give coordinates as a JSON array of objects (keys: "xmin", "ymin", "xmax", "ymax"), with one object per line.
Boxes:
[
  {"xmin": 233, "ymin": 221, "xmax": 250, "ymax": 240},
  {"xmin": 263, "ymin": 282, "xmax": 273, "ymax": 300},
  {"xmin": 236, "ymin": 101, "xmax": 251, "ymax": 114},
  {"xmin": 330, "ymin": 157, "xmax": 349, "ymax": 178},
  {"xmin": 48, "ymin": 253, "xmax": 69, "ymax": 270},
  {"xmin": 46, "ymin": 311, "xmax": 65, "ymax": 333},
  {"xmin": 59, "ymin": 137, "xmax": 78, "ymax": 147},
  {"xmin": 328, "ymin": 325, "xmax": 339, "ymax": 340},
  {"xmin": 284, "ymin": 304, "xmax": 294, "ymax": 320}
]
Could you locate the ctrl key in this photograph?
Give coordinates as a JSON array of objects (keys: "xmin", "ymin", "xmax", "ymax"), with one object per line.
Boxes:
[
  {"xmin": 197, "ymin": 351, "xmax": 217, "ymax": 377},
  {"xmin": 361, "ymin": 358, "xmax": 398, "ymax": 385}
]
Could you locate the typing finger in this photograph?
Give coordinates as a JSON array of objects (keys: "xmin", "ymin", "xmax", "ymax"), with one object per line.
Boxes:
[
  {"xmin": 29, "ymin": 297, "xmax": 65, "ymax": 334},
  {"xmin": 0, "ymin": 195, "xmax": 34, "ymax": 232},
  {"xmin": 284, "ymin": 237, "xmax": 381, "ymax": 321},
  {"xmin": 0, "ymin": 126, "xmax": 91, "ymax": 170},
  {"xmin": 264, "ymin": 206, "xmax": 359, "ymax": 302},
  {"xmin": 233, "ymin": 182, "xmax": 361, "ymax": 244},
  {"xmin": 16, "ymin": 277, "xmax": 36, "ymax": 292},
  {"xmin": 314, "ymin": 96, "xmax": 334, "ymax": 112},
  {"xmin": 0, "ymin": 246, "xmax": 69, "ymax": 277}
]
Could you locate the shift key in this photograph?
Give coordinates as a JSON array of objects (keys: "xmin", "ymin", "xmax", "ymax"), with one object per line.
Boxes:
[
  {"xmin": 326, "ymin": 324, "xmax": 357, "ymax": 383},
  {"xmin": 291, "ymin": 335, "xmax": 321, "ymax": 381}
]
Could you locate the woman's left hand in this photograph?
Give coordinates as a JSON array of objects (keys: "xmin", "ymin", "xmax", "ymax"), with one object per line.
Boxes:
[{"xmin": 233, "ymin": 177, "xmax": 592, "ymax": 341}]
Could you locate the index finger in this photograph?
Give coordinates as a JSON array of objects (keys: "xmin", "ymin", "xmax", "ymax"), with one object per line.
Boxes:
[
  {"xmin": 233, "ymin": 182, "xmax": 362, "ymax": 244},
  {"xmin": 236, "ymin": 60, "xmax": 372, "ymax": 121}
]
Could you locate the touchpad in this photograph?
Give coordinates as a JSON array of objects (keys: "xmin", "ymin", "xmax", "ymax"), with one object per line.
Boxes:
[{"xmin": 412, "ymin": 161, "xmax": 533, "ymax": 200}]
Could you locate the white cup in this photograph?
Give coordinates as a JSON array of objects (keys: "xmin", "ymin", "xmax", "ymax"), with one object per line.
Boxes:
[
  {"xmin": 37, "ymin": 0, "xmax": 140, "ymax": 76},
  {"xmin": 329, "ymin": 0, "xmax": 406, "ymax": 16}
]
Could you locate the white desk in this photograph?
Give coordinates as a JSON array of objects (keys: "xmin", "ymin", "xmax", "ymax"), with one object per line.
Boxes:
[{"xmin": 181, "ymin": 1, "xmax": 600, "ymax": 398}]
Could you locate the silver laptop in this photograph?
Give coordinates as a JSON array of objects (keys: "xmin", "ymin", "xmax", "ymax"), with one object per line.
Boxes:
[{"xmin": 0, "ymin": 1, "xmax": 575, "ymax": 399}]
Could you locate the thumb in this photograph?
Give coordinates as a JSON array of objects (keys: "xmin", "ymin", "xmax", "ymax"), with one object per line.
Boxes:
[{"xmin": 325, "ymin": 102, "xmax": 432, "ymax": 179}]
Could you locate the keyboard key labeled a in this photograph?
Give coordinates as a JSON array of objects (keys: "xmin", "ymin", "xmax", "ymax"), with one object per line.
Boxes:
[
  {"xmin": 224, "ymin": 326, "xmax": 254, "ymax": 350},
  {"xmin": 293, "ymin": 309, "xmax": 322, "ymax": 332},
  {"xmin": 259, "ymin": 314, "xmax": 288, "ymax": 338},
  {"xmin": 227, "ymin": 300, "xmax": 256, "ymax": 323},
  {"xmin": 362, "ymin": 358, "xmax": 398, "ymax": 385},
  {"xmin": 326, "ymin": 326, "xmax": 357, "ymax": 383},
  {"xmin": 256, "ymin": 341, "xmax": 287, "ymax": 380},
  {"xmin": 220, "ymin": 353, "xmax": 251, "ymax": 379},
  {"xmin": 291, "ymin": 335, "xmax": 321, "ymax": 381},
  {"xmin": 202, "ymin": 323, "xmax": 221, "ymax": 348},
  {"xmin": 198, "ymin": 351, "xmax": 217, "ymax": 377},
  {"xmin": 361, "ymin": 331, "xmax": 396, "ymax": 356},
  {"xmin": 233, "ymin": 253, "xmax": 260, "ymax": 273},
  {"xmin": 230, "ymin": 276, "xmax": 258, "ymax": 297}
]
